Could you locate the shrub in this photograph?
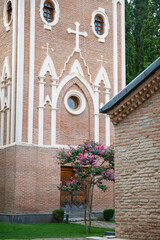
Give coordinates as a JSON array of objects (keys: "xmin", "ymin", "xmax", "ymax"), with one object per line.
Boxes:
[
  {"xmin": 53, "ymin": 209, "xmax": 64, "ymax": 223},
  {"xmin": 103, "ymin": 209, "xmax": 114, "ymax": 221}
]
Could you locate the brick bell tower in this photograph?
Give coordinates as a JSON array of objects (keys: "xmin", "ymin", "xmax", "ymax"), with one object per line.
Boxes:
[{"xmin": 0, "ymin": 0, "xmax": 125, "ymax": 222}]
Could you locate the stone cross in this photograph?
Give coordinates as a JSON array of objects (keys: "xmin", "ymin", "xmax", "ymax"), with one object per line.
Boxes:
[
  {"xmin": 97, "ymin": 55, "xmax": 107, "ymax": 67},
  {"xmin": 67, "ymin": 22, "xmax": 88, "ymax": 52},
  {"xmin": 42, "ymin": 43, "xmax": 54, "ymax": 55}
]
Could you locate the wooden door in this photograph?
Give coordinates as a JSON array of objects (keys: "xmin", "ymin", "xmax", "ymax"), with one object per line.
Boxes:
[{"xmin": 60, "ymin": 167, "xmax": 84, "ymax": 213}]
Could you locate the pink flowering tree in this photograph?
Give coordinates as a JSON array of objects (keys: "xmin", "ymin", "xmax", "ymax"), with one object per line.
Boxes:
[{"xmin": 57, "ymin": 140, "xmax": 114, "ymax": 234}]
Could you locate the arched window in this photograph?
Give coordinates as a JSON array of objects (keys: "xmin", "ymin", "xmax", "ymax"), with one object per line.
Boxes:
[
  {"xmin": 94, "ymin": 15, "xmax": 104, "ymax": 35},
  {"xmin": 3, "ymin": 0, "xmax": 12, "ymax": 32},
  {"xmin": 43, "ymin": 1, "xmax": 55, "ymax": 23},
  {"xmin": 7, "ymin": 1, "xmax": 12, "ymax": 23},
  {"xmin": 91, "ymin": 8, "xmax": 109, "ymax": 43},
  {"xmin": 40, "ymin": 0, "xmax": 59, "ymax": 30}
]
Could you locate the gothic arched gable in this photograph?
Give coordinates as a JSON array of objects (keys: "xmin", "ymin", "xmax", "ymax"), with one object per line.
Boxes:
[
  {"xmin": 56, "ymin": 77, "xmax": 94, "ymax": 146},
  {"xmin": 59, "ymin": 51, "xmax": 92, "ymax": 85}
]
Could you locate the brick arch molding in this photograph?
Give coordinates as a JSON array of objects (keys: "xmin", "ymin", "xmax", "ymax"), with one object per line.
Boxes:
[{"xmin": 56, "ymin": 73, "xmax": 96, "ymax": 113}]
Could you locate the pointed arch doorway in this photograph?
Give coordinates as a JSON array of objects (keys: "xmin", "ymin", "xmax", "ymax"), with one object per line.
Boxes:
[{"xmin": 60, "ymin": 166, "xmax": 85, "ymax": 213}]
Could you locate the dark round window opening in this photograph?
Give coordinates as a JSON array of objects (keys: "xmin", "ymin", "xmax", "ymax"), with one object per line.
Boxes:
[
  {"xmin": 94, "ymin": 14, "xmax": 104, "ymax": 35},
  {"xmin": 68, "ymin": 96, "xmax": 80, "ymax": 110},
  {"xmin": 7, "ymin": 1, "xmax": 12, "ymax": 23},
  {"xmin": 43, "ymin": 1, "xmax": 55, "ymax": 23}
]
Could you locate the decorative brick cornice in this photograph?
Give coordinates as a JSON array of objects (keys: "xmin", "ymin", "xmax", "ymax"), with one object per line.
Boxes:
[{"xmin": 108, "ymin": 73, "xmax": 160, "ymax": 125}]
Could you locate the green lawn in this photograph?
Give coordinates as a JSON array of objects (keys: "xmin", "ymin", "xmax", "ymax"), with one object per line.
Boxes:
[{"xmin": 0, "ymin": 222, "xmax": 115, "ymax": 239}]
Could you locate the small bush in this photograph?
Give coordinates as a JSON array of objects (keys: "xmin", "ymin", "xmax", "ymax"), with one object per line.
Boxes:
[
  {"xmin": 53, "ymin": 209, "xmax": 64, "ymax": 223},
  {"xmin": 103, "ymin": 209, "xmax": 114, "ymax": 221}
]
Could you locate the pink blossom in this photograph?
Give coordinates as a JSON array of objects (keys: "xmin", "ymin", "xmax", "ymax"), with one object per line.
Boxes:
[
  {"xmin": 86, "ymin": 139, "xmax": 89, "ymax": 142},
  {"xmin": 96, "ymin": 145, "xmax": 103, "ymax": 150},
  {"xmin": 91, "ymin": 155, "xmax": 94, "ymax": 160},
  {"xmin": 86, "ymin": 161, "xmax": 89, "ymax": 164},
  {"xmin": 79, "ymin": 153, "xmax": 83, "ymax": 157},
  {"xmin": 92, "ymin": 162, "xmax": 96, "ymax": 165},
  {"xmin": 84, "ymin": 155, "xmax": 87, "ymax": 160},
  {"xmin": 99, "ymin": 152, "xmax": 103, "ymax": 154}
]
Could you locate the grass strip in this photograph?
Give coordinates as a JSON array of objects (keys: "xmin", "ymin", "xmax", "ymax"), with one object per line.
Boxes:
[{"xmin": 0, "ymin": 222, "xmax": 115, "ymax": 239}]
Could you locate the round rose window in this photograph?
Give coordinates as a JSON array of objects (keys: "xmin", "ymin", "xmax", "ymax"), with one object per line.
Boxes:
[
  {"xmin": 68, "ymin": 96, "xmax": 80, "ymax": 109},
  {"xmin": 64, "ymin": 90, "xmax": 86, "ymax": 115}
]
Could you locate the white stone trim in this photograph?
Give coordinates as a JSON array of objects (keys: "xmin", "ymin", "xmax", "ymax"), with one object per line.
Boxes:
[
  {"xmin": 94, "ymin": 67, "xmax": 111, "ymax": 144},
  {"xmin": 105, "ymin": 91, "xmax": 110, "ymax": 146},
  {"xmin": 16, "ymin": 0, "xmax": 25, "ymax": 143},
  {"xmin": 79, "ymin": 51, "xmax": 92, "ymax": 83},
  {"xmin": 94, "ymin": 88, "xmax": 100, "ymax": 143},
  {"xmin": 3, "ymin": 0, "xmax": 12, "ymax": 32},
  {"xmin": 28, "ymin": 0, "xmax": 36, "ymax": 144},
  {"xmin": 94, "ymin": 66, "xmax": 111, "ymax": 89},
  {"xmin": 121, "ymin": 0, "xmax": 126, "ymax": 89},
  {"xmin": 60, "ymin": 50, "xmax": 92, "ymax": 83},
  {"xmin": 0, "ymin": 112, "xmax": 4, "ymax": 146},
  {"xmin": 0, "ymin": 57, "xmax": 11, "ymax": 146},
  {"xmin": 0, "ymin": 142, "xmax": 76, "ymax": 150},
  {"xmin": 6, "ymin": 83, "xmax": 11, "ymax": 145},
  {"xmin": 11, "ymin": 0, "xmax": 17, "ymax": 143},
  {"xmin": 39, "ymin": 55, "xmax": 58, "ymax": 79},
  {"xmin": 91, "ymin": 8, "xmax": 109, "ymax": 43},
  {"xmin": 56, "ymin": 73, "xmax": 97, "ymax": 143},
  {"xmin": 64, "ymin": 90, "xmax": 86, "ymax": 115},
  {"xmin": 113, "ymin": 0, "xmax": 125, "ymax": 95},
  {"xmin": 38, "ymin": 79, "xmax": 44, "ymax": 145},
  {"xmin": 1, "ymin": 57, "xmax": 11, "ymax": 80},
  {"xmin": 38, "ymin": 54, "xmax": 58, "ymax": 146},
  {"xmin": 70, "ymin": 59, "xmax": 84, "ymax": 77},
  {"xmin": 44, "ymin": 95, "xmax": 52, "ymax": 107},
  {"xmin": 67, "ymin": 22, "xmax": 88, "ymax": 52},
  {"xmin": 51, "ymin": 77, "xmax": 58, "ymax": 145},
  {"xmin": 40, "ymin": 0, "xmax": 60, "ymax": 31},
  {"xmin": 0, "ymin": 84, "xmax": 5, "ymax": 146},
  {"xmin": 113, "ymin": 0, "xmax": 118, "ymax": 96},
  {"xmin": 56, "ymin": 73, "xmax": 96, "ymax": 113}
]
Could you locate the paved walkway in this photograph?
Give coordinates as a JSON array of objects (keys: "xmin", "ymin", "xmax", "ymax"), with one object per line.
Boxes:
[{"xmin": 71, "ymin": 220, "xmax": 115, "ymax": 229}]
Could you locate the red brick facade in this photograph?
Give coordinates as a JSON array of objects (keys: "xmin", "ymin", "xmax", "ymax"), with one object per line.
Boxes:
[{"xmin": 0, "ymin": 0, "xmax": 125, "ymax": 217}]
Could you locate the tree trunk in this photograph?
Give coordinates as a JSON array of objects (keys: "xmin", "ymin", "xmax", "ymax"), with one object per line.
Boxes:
[{"xmin": 88, "ymin": 184, "xmax": 94, "ymax": 233}]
